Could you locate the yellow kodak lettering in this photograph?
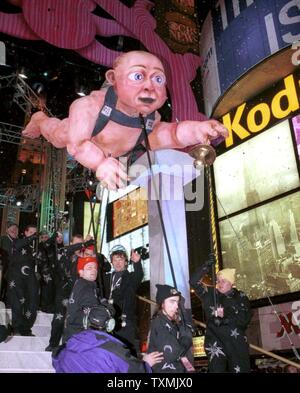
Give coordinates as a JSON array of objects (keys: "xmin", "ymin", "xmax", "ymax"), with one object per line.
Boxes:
[
  {"xmin": 271, "ymin": 74, "xmax": 299, "ymax": 119},
  {"xmin": 223, "ymin": 103, "xmax": 250, "ymax": 147},
  {"xmin": 247, "ymin": 103, "xmax": 271, "ymax": 133}
]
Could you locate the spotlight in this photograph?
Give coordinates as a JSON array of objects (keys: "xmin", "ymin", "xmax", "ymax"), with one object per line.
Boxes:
[
  {"xmin": 76, "ymin": 85, "xmax": 86, "ymax": 96},
  {"xmin": 16, "ymin": 200, "xmax": 22, "ymax": 207},
  {"xmin": 18, "ymin": 67, "xmax": 28, "ymax": 79},
  {"xmin": 32, "ymin": 82, "xmax": 45, "ymax": 95}
]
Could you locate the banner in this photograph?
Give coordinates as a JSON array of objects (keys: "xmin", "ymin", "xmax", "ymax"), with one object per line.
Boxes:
[{"xmin": 259, "ymin": 300, "xmax": 300, "ymax": 351}]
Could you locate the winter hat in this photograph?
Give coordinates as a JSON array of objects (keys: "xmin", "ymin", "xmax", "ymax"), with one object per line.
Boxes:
[
  {"xmin": 109, "ymin": 244, "xmax": 128, "ymax": 261},
  {"xmin": 77, "ymin": 256, "xmax": 98, "ymax": 273},
  {"xmin": 217, "ymin": 268, "xmax": 236, "ymax": 285},
  {"xmin": 155, "ymin": 284, "xmax": 181, "ymax": 304}
]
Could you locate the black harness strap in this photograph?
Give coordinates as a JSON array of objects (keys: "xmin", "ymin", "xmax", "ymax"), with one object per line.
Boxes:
[{"xmin": 91, "ymin": 86, "xmax": 155, "ymax": 137}]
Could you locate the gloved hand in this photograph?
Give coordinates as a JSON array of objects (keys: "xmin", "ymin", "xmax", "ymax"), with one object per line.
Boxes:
[
  {"xmin": 84, "ymin": 239, "xmax": 95, "ymax": 248},
  {"xmin": 100, "ymin": 298, "xmax": 115, "ymax": 317},
  {"xmin": 204, "ymin": 253, "xmax": 216, "ymax": 268},
  {"xmin": 179, "ymin": 334, "xmax": 193, "ymax": 352},
  {"xmin": 212, "ymin": 317, "xmax": 229, "ymax": 327}
]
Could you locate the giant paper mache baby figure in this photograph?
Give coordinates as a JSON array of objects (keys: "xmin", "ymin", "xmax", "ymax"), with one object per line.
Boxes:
[{"xmin": 23, "ymin": 51, "xmax": 228, "ymax": 190}]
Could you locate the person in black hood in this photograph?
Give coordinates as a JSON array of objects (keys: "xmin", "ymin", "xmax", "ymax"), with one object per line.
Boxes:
[{"xmin": 147, "ymin": 284, "xmax": 194, "ymax": 373}]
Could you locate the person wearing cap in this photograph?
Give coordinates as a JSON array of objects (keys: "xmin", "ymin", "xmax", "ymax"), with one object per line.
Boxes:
[
  {"xmin": 52, "ymin": 302, "xmax": 164, "ymax": 373},
  {"xmin": 147, "ymin": 284, "xmax": 194, "ymax": 373},
  {"xmin": 62, "ymin": 255, "xmax": 101, "ymax": 343},
  {"xmin": 102, "ymin": 244, "xmax": 144, "ymax": 355},
  {"xmin": 0, "ymin": 222, "xmax": 19, "ymax": 304},
  {"xmin": 190, "ymin": 261, "xmax": 252, "ymax": 373}
]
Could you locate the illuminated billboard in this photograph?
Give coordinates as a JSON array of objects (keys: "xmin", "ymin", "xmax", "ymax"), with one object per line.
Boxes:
[
  {"xmin": 107, "ymin": 187, "xmax": 148, "ymax": 241},
  {"xmin": 219, "ymin": 192, "xmax": 300, "ymax": 300},
  {"xmin": 214, "ymin": 121, "xmax": 300, "ymax": 218}
]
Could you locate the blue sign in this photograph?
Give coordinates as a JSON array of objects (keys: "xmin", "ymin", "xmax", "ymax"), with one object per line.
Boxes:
[
  {"xmin": 200, "ymin": 0, "xmax": 300, "ymax": 114},
  {"xmin": 211, "ymin": 0, "xmax": 300, "ymax": 94}
]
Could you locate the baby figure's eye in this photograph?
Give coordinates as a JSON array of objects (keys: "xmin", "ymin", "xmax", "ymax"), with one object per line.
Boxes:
[
  {"xmin": 152, "ymin": 74, "xmax": 166, "ymax": 86},
  {"xmin": 128, "ymin": 72, "xmax": 144, "ymax": 81}
]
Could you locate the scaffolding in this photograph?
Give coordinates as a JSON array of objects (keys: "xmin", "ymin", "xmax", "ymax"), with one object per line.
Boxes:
[{"xmin": 0, "ymin": 73, "xmax": 67, "ymax": 232}]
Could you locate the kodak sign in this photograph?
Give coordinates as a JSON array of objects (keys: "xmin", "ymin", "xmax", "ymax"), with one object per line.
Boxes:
[{"xmin": 220, "ymin": 70, "xmax": 300, "ymax": 150}]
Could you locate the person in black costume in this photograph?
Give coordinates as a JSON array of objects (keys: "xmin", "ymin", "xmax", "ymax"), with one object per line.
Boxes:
[
  {"xmin": 0, "ymin": 222, "xmax": 19, "ymax": 305},
  {"xmin": 45, "ymin": 235, "xmax": 92, "ymax": 351},
  {"xmin": 190, "ymin": 261, "xmax": 252, "ymax": 373},
  {"xmin": 148, "ymin": 284, "xmax": 194, "ymax": 373},
  {"xmin": 103, "ymin": 244, "xmax": 143, "ymax": 354},
  {"xmin": 36, "ymin": 231, "xmax": 56, "ymax": 313},
  {"xmin": 63, "ymin": 256, "xmax": 100, "ymax": 342},
  {"xmin": 7, "ymin": 224, "xmax": 39, "ymax": 336}
]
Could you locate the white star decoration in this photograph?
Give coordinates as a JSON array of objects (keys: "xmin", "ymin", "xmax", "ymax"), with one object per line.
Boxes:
[
  {"xmin": 21, "ymin": 248, "xmax": 27, "ymax": 255},
  {"xmin": 205, "ymin": 342, "xmax": 225, "ymax": 361},
  {"xmin": 234, "ymin": 365, "xmax": 241, "ymax": 373},
  {"xmin": 230, "ymin": 328, "xmax": 240, "ymax": 339},
  {"xmin": 55, "ymin": 313, "xmax": 63, "ymax": 320},
  {"xmin": 62, "ymin": 298, "xmax": 69, "ymax": 307},
  {"xmin": 19, "ymin": 297, "xmax": 25, "ymax": 304},
  {"xmin": 25, "ymin": 310, "xmax": 32, "ymax": 319},
  {"xmin": 43, "ymin": 274, "xmax": 52, "ymax": 283},
  {"xmin": 209, "ymin": 306, "xmax": 216, "ymax": 316},
  {"xmin": 9, "ymin": 280, "xmax": 16, "ymax": 288}
]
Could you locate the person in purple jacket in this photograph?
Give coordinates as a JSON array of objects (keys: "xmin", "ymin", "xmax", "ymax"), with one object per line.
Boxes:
[{"xmin": 52, "ymin": 303, "xmax": 163, "ymax": 373}]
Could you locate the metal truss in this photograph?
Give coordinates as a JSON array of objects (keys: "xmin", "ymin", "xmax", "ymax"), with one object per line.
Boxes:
[
  {"xmin": 0, "ymin": 121, "xmax": 42, "ymax": 146},
  {"xmin": 0, "ymin": 73, "xmax": 16, "ymax": 88},
  {"xmin": 67, "ymin": 175, "xmax": 88, "ymax": 193},
  {"xmin": 0, "ymin": 73, "xmax": 50, "ymax": 116},
  {"xmin": 0, "ymin": 72, "xmax": 63, "ymax": 233},
  {"xmin": 0, "ymin": 184, "xmax": 40, "ymax": 212}
]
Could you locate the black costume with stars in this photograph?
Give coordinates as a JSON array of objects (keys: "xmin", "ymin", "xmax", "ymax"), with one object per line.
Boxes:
[
  {"xmin": 0, "ymin": 234, "xmax": 15, "ymax": 304},
  {"xmin": 47, "ymin": 245, "xmax": 80, "ymax": 349},
  {"xmin": 47, "ymin": 240, "xmax": 94, "ymax": 349},
  {"xmin": 102, "ymin": 261, "xmax": 143, "ymax": 354},
  {"xmin": 62, "ymin": 277, "xmax": 100, "ymax": 343},
  {"xmin": 7, "ymin": 235, "xmax": 39, "ymax": 335},
  {"xmin": 148, "ymin": 312, "xmax": 194, "ymax": 373},
  {"xmin": 190, "ymin": 264, "xmax": 252, "ymax": 373}
]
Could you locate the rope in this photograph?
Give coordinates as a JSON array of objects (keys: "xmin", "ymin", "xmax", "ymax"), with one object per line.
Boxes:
[{"xmin": 205, "ymin": 165, "xmax": 218, "ymax": 316}]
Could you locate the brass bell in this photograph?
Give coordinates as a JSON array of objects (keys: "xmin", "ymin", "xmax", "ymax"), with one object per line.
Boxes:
[{"xmin": 188, "ymin": 144, "xmax": 216, "ymax": 169}]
